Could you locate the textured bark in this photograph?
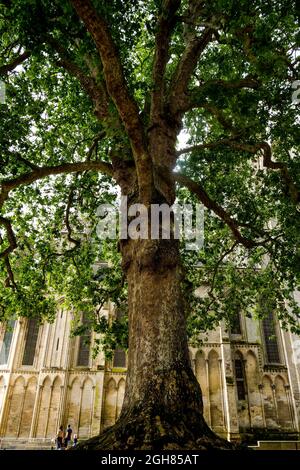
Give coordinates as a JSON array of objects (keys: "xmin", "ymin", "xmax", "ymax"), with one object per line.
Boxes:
[
  {"xmin": 75, "ymin": 233, "xmax": 233, "ymax": 450},
  {"xmin": 71, "ymin": 0, "xmax": 153, "ymax": 204},
  {"xmin": 60, "ymin": 5, "xmax": 236, "ymax": 446}
]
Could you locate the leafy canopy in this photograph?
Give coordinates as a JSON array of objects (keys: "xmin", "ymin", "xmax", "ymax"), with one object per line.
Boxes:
[{"xmin": 0, "ymin": 0, "xmax": 299, "ymax": 356}]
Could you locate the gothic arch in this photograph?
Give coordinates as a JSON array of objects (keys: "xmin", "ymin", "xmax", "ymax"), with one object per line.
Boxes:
[
  {"xmin": 35, "ymin": 376, "xmax": 52, "ymax": 437},
  {"xmin": 195, "ymin": 350, "xmax": 209, "ymax": 423},
  {"xmin": 11, "ymin": 375, "xmax": 25, "ymax": 387},
  {"xmin": 41, "ymin": 375, "xmax": 51, "ymax": 386},
  {"xmin": 102, "ymin": 378, "xmax": 117, "ymax": 429},
  {"xmin": 262, "ymin": 375, "xmax": 277, "ymax": 428},
  {"xmin": 5, "ymin": 376, "xmax": 25, "ymax": 437},
  {"xmin": 70, "ymin": 376, "xmax": 80, "ymax": 388},
  {"xmin": 275, "ymin": 374, "xmax": 285, "ymax": 383},
  {"xmin": 19, "ymin": 376, "xmax": 37, "ymax": 437},
  {"xmin": 233, "ymin": 350, "xmax": 249, "ymax": 430},
  {"xmin": 245, "ymin": 350, "xmax": 263, "ymax": 427},
  {"xmin": 78, "ymin": 377, "xmax": 93, "ymax": 438},
  {"xmin": 46, "ymin": 376, "xmax": 62, "ymax": 438},
  {"xmin": 116, "ymin": 378, "xmax": 125, "ymax": 419},
  {"xmin": 208, "ymin": 349, "xmax": 218, "ymax": 359},
  {"xmin": 208, "ymin": 350, "xmax": 224, "ymax": 429},
  {"xmin": 235, "ymin": 350, "xmax": 245, "ymax": 360},
  {"xmin": 195, "ymin": 350, "xmax": 205, "ymax": 376},
  {"xmin": 66, "ymin": 377, "xmax": 81, "ymax": 433},
  {"xmin": 245, "ymin": 351, "xmax": 259, "ymax": 393},
  {"xmin": 275, "ymin": 375, "xmax": 292, "ymax": 429},
  {"xmin": 246, "ymin": 348, "xmax": 256, "ymax": 358}
]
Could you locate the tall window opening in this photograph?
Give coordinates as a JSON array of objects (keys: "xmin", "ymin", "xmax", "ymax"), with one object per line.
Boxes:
[
  {"xmin": 0, "ymin": 320, "xmax": 15, "ymax": 365},
  {"xmin": 262, "ymin": 311, "xmax": 280, "ymax": 363},
  {"xmin": 234, "ymin": 353, "xmax": 246, "ymax": 400},
  {"xmin": 22, "ymin": 318, "xmax": 39, "ymax": 366},
  {"xmin": 231, "ymin": 311, "xmax": 242, "ymax": 335},
  {"xmin": 77, "ymin": 313, "xmax": 91, "ymax": 366}
]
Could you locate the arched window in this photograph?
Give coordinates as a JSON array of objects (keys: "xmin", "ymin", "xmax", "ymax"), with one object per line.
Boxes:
[
  {"xmin": 262, "ymin": 311, "xmax": 280, "ymax": 364},
  {"xmin": 22, "ymin": 318, "xmax": 39, "ymax": 366},
  {"xmin": 234, "ymin": 353, "xmax": 246, "ymax": 400},
  {"xmin": 0, "ymin": 320, "xmax": 15, "ymax": 365},
  {"xmin": 77, "ymin": 314, "xmax": 91, "ymax": 366}
]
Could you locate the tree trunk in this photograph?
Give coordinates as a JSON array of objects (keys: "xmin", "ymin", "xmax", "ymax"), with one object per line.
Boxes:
[{"xmin": 75, "ymin": 234, "xmax": 233, "ymax": 450}]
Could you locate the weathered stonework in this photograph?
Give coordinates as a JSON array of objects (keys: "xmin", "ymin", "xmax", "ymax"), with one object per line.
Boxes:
[{"xmin": 0, "ymin": 300, "xmax": 300, "ymax": 447}]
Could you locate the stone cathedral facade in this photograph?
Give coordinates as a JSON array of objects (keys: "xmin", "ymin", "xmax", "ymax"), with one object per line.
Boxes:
[{"xmin": 0, "ymin": 296, "xmax": 300, "ymax": 448}]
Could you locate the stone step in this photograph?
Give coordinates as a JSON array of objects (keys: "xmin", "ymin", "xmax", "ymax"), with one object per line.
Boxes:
[
  {"xmin": 249, "ymin": 440, "xmax": 300, "ymax": 450},
  {"xmin": 0, "ymin": 438, "xmax": 53, "ymax": 450}
]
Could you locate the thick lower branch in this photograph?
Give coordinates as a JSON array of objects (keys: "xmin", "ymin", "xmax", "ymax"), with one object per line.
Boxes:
[
  {"xmin": 176, "ymin": 140, "xmax": 300, "ymax": 205},
  {"xmin": 0, "ymin": 51, "xmax": 30, "ymax": 75},
  {"xmin": 0, "ymin": 215, "xmax": 17, "ymax": 258},
  {"xmin": 173, "ymin": 172, "xmax": 257, "ymax": 248}
]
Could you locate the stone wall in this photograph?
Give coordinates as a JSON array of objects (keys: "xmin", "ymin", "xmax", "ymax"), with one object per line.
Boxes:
[{"xmin": 0, "ymin": 302, "xmax": 300, "ymax": 444}]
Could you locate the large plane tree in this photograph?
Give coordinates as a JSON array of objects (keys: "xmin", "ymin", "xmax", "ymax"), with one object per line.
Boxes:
[{"xmin": 0, "ymin": 0, "xmax": 299, "ymax": 450}]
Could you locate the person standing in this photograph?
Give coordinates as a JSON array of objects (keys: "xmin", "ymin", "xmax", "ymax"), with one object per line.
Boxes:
[
  {"xmin": 65, "ymin": 424, "xmax": 73, "ymax": 448},
  {"xmin": 56, "ymin": 425, "xmax": 64, "ymax": 450},
  {"xmin": 73, "ymin": 434, "xmax": 78, "ymax": 447}
]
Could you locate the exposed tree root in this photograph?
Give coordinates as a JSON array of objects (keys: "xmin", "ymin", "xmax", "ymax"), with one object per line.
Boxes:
[{"xmin": 73, "ymin": 407, "xmax": 236, "ymax": 451}]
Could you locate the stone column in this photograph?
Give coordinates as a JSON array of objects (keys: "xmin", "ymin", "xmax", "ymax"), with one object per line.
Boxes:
[
  {"xmin": 0, "ymin": 384, "xmax": 11, "ymax": 437},
  {"xmin": 280, "ymin": 327, "xmax": 300, "ymax": 431},
  {"xmin": 16, "ymin": 383, "xmax": 27, "ymax": 437},
  {"xmin": 219, "ymin": 326, "xmax": 240, "ymax": 441},
  {"xmin": 93, "ymin": 373, "xmax": 105, "ymax": 436},
  {"xmin": 285, "ymin": 384, "xmax": 296, "ymax": 430},
  {"xmin": 271, "ymin": 383, "xmax": 279, "ymax": 425},
  {"xmin": 243, "ymin": 358, "xmax": 253, "ymax": 429},
  {"xmin": 258, "ymin": 383, "xmax": 266, "ymax": 428},
  {"xmin": 218, "ymin": 358, "xmax": 226, "ymax": 431},
  {"xmin": 29, "ymin": 384, "xmax": 43, "ymax": 438},
  {"xmin": 56, "ymin": 384, "xmax": 65, "ymax": 431},
  {"xmin": 90, "ymin": 385, "xmax": 96, "ymax": 437},
  {"xmin": 44, "ymin": 384, "xmax": 54, "ymax": 438},
  {"xmin": 77, "ymin": 383, "xmax": 84, "ymax": 435},
  {"xmin": 205, "ymin": 359, "xmax": 211, "ymax": 427}
]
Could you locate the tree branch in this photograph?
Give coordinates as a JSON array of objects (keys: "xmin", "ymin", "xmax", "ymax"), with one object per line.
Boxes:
[
  {"xmin": 9, "ymin": 153, "xmax": 39, "ymax": 170},
  {"xmin": 208, "ymin": 241, "xmax": 238, "ymax": 297},
  {"xmin": 0, "ymin": 160, "xmax": 113, "ymax": 211},
  {"xmin": 177, "ymin": 138, "xmax": 300, "ymax": 205},
  {"xmin": 210, "ymin": 78, "xmax": 259, "ymax": 89},
  {"xmin": 0, "ymin": 51, "xmax": 30, "ymax": 75},
  {"xmin": 176, "ymin": 137, "xmax": 236, "ymax": 156},
  {"xmin": 169, "ymin": 27, "xmax": 213, "ymax": 115},
  {"xmin": 4, "ymin": 256, "xmax": 16, "ymax": 288},
  {"xmin": 65, "ymin": 187, "xmax": 80, "ymax": 249},
  {"xmin": 224, "ymin": 141, "xmax": 300, "ymax": 204},
  {"xmin": 0, "ymin": 159, "xmax": 113, "ymax": 285},
  {"xmin": 202, "ymin": 103, "xmax": 237, "ymax": 131},
  {"xmin": 46, "ymin": 37, "xmax": 110, "ymax": 121},
  {"xmin": 70, "ymin": 0, "xmax": 152, "ymax": 203},
  {"xmin": 86, "ymin": 131, "xmax": 106, "ymax": 161},
  {"xmin": 196, "ymin": 77, "xmax": 260, "ymax": 91},
  {"xmin": 150, "ymin": 0, "xmax": 181, "ymax": 124},
  {"xmin": 0, "ymin": 215, "xmax": 17, "ymax": 258},
  {"xmin": 173, "ymin": 172, "xmax": 257, "ymax": 248}
]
